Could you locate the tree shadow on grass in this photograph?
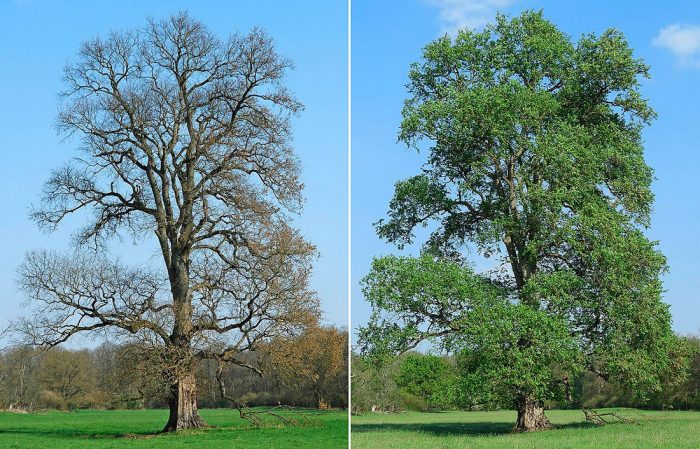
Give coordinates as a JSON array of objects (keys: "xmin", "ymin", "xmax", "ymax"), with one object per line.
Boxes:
[
  {"xmin": 351, "ymin": 420, "xmax": 598, "ymax": 437},
  {"xmin": 0, "ymin": 427, "xmax": 161, "ymax": 439},
  {"xmin": 0, "ymin": 426, "xmax": 172, "ymax": 440},
  {"xmin": 0, "ymin": 422, "xmax": 273, "ymax": 440}
]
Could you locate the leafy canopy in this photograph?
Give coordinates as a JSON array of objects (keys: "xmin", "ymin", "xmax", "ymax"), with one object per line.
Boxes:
[{"xmin": 395, "ymin": 354, "xmax": 458, "ymax": 409}]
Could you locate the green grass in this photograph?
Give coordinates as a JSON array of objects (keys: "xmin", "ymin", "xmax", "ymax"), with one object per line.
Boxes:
[
  {"xmin": 351, "ymin": 409, "xmax": 700, "ymax": 449},
  {"xmin": 0, "ymin": 408, "xmax": 348, "ymax": 449}
]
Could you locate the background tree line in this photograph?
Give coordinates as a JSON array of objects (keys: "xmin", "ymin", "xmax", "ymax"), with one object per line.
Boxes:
[
  {"xmin": 352, "ymin": 334, "xmax": 700, "ymax": 414},
  {"xmin": 0, "ymin": 324, "xmax": 347, "ymax": 412}
]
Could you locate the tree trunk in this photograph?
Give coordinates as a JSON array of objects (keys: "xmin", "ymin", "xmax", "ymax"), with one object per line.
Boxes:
[
  {"xmin": 161, "ymin": 252, "xmax": 205, "ymax": 432},
  {"xmin": 514, "ymin": 395, "xmax": 551, "ymax": 432},
  {"xmin": 162, "ymin": 372, "xmax": 206, "ymax": 432}
]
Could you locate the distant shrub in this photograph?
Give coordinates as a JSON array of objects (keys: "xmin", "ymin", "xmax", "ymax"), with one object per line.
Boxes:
[
  {"xmin": 38, "ymin": 390, "xmax": 67, "ymax": 411},
  {"xmin": 399, "ymin": 391, "xmax": 429, "ymax": 412}
]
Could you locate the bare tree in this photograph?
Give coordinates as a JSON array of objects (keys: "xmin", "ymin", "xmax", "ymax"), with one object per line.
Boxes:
[
  {"xmin": 39, "ymin": 348, "xmax": 99, "ymax": 407},
  {"xmin": 0, "ymin": 346, "xmax": 38, "ymax": 411},
  {"xmin": 15, "ymin": 12, "xmax": 319, "ymax": 431}
]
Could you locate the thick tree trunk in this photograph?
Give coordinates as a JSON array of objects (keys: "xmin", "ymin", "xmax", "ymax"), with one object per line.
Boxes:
[
  {"xmin": 160, "ymin": 251, "xmax": 205, "ymax": 432},
  {"xmin": 162, "ymin": 372, "xmax": 206, "ymax": 432},
  {"xmin": 514, "ymin": 395, "xmax": 551, "ymax": 432}
]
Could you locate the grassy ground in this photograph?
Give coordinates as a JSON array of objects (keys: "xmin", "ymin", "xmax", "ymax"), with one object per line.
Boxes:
[
  {"xmin": 351, "ymin": 409, "xmax": 700, "ymax": 449},
  {"xmin": 0, "ymin": 408, "xmax": 347, "ymax": 449}
]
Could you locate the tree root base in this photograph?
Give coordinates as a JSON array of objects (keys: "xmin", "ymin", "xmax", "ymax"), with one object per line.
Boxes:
[
  {"xmin": 161, "ymin": 418, "xmax": 207, "ymax": 433},
  {"xmin": 512, "ymin": 421, "xmax": 552, "ymax": 432}
]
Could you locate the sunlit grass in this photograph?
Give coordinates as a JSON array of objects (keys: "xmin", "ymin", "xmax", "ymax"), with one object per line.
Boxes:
[
  {"xmin": 0, "ymin": 408, "xmax": 348, "ymax": 448},
  {"xmin": 351, "ymin": 408, "xmax": 700, "ymax": 449}
]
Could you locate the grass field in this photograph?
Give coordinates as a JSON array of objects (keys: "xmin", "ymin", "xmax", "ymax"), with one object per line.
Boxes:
[
  {"xmin": 351, "ymin": 409, "xmax": 700, "ymax": 449},
  {"xmin": 0, "ymin": 408, "xmax": 347, "ymax": 449}
]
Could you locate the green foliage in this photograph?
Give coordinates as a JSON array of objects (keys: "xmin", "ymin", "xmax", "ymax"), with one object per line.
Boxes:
[
  {"xmin": 361, "ymin": 10, "xmax": 674, "ymax": 413},
  {"xmin": 454, "ymin": 303, "xmax": 583, "ymax": 406},
  {"xmin": 674, "ymin": 336, "xmax": 700, "ymax": 409},
  {"xmin": 398, "ymin": 391, "xmax": 430, "ymax": 412},
  {"xmin": 351, "ymin": 352, "xmax": 460, "ymax": 413},
  {"xmin": 576, "ymin": 334, "xmax": 698, "ymax": 410},
  {"xmin": 395, "ymin": 355, "xmax": 458, "ymax": 410},
  {"xmin": 360, "ymin": 256, "xmax": 582, "ymax": 409},
  {"xmin": 352, "ymin": 333, "xmax": 700, "ymax": 414},
  {"xmin": 358, "ymin": 255, "xmax": 505, "ymax": 359},
  {"xmin": 351, "ymin": 353, "xmax": 405, "ymax": 414}
]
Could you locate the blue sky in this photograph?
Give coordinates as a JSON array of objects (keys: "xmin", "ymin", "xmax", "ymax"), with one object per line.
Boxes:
[
  {"xmin": 2, "ymin": 0, "xmax": 700, "ymax": 347},
  {"xmin": 0, "ymin": 0, "xmax": 348, "ymax": 336},
  {"xmin": 352, "ymin": 0, "xmax": 700, "ymax": 341}
]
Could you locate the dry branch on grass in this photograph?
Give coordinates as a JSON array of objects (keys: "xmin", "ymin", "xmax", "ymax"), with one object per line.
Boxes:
[
  {"xmin": 214, "ymin": 359, "xmax": 318, "ymax": 427},
  {"xmin": 581, "ymin": 407, "xmax": 653, "ymax": 425}
]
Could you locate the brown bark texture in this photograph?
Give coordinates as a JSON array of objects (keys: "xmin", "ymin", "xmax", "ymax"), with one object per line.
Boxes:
[
  {"xmin": 162, "ymin": 373, "xmax": 205, "ymax": 432},
  {"xmin": 514, "ymin": 395, "xmax": 552, "ymax": 432}
]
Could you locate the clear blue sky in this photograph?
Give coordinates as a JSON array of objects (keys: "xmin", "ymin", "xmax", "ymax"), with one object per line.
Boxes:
[
  {"xmin": 3, "ymin": 0, "xmax": 699, "ymax": 345},
  {"xmin": 352, "ymin": 0, "xmax": 700, "ymax": 342},
  {"xmin": 0, "ymin": 0, "xmax": 348, "ymax": 336}
]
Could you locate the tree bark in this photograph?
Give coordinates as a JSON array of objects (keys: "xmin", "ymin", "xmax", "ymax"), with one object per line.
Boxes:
[
  {"xmin": 162, "ymin": 372, "xmax": 205, "ymax": 432},
  {"xmin": 514, "ymin": 395, "xmax": 551, "ymax": 432}
]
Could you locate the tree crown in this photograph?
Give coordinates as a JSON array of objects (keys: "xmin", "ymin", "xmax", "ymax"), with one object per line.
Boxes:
[{"xmin": 363, "ymin": 11, "xmax": 674, "ymax": 404}]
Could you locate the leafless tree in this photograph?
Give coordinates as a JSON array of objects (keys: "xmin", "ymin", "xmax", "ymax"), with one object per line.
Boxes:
[{"xmin": 14, "ymin": 12, "xmax": 319, "ymax": 431}]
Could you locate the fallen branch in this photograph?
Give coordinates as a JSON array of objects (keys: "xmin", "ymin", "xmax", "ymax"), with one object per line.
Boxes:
[
  {"xmin": 581, "ymin": 407, "xmax": 646, "ymax": 425},
  {"xmin": 215, "ymin": 360, "xmax": 317, "ymax": 427}
]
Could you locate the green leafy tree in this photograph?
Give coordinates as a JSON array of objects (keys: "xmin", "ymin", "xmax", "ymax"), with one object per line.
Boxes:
[
  {"xmin": 396, "ymin": 354, "xmax": 457, "ymax": 410},
  {"xmin": 360, "ymin": 11, "xmax": 674, "ymax": 431},
  {"xmin": 350, "ymin": 353, "xmax": 404, "ymax": 414},
  {"xmin": 646, "ymin": 335, "xmax": 696, "ymax": 409}
]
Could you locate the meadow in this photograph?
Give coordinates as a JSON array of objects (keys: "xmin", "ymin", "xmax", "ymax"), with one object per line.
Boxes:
[
  {"xmin": 351, "ymin": 409, "xmax": 700, "ymax": 449},
  {"xmin": 0, "ymin": 408, "xmax": 348, "ymax": 449}
]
